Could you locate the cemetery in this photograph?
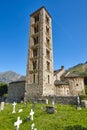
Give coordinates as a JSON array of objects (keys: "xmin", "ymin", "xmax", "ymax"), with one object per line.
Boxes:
[
  {"xmin": 0, "ymin": 5, "xmax": 87, "ymax": 130},
  {"xmin": 0, "ymin": 101, "xmax": 87, "ymax": 130}
]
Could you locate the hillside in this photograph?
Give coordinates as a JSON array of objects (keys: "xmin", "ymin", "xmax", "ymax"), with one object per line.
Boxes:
[
  {"xmin": 0, "ymin": 71, "xmax": 25, "ymax": 83},
  {"xmin": 67, "ymin": 62, "xmax": 87, "ymax": 76}
]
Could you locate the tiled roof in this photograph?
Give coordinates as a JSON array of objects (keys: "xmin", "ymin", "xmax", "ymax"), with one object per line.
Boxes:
[
  {"xmin": 65, "ymin": 73, "xmax": 81, "ymax": 78},
  {"xmin": 54, "ymin": 80, "xmax": 69, "ymax": 85}
]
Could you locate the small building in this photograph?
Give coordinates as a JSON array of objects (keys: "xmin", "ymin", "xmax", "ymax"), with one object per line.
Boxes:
[
  {"xmin": 54, "ymin": 80, "xmax": 70, "ymax": 96},
  {"xmin": 54, "ymin": 67, "xmax": 85, "ymax": 96},
  {"xmin": 64, "ymin": 73, "xmax": 85, "ymax": 95},
  {"xmin": 8, "ymin": 80, "xmax": 25, "ymax": 102}
]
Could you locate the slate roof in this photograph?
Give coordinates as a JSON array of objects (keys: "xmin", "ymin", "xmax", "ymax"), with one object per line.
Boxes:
[
  {"xmin": 54, "ymin": 80, "xmax": 69, "ymax": 85},
  {"xmin": 30, "ymin": 6, "xmax": 51, "ymax": 18},
  {"xmin": 65, "ymin": 73, "xmax": 83, "ymax": 78},
  {"xmin": 54, "ymin": 69, "xmax": 62, "ymax": 75}
]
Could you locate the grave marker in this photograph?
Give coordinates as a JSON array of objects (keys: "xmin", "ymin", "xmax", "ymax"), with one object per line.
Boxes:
[
  {"xmin": 18, "ymin": 109, "xmax": 23, "ymax": 113},
  {"xmin": 30, "ymin": 109, "xmax": 34, "ymax": 121},
  {"xmin": 0, "ymin": 102, "xmax": 5, "ymax": 111},
  {"xmin": 12, "ymin": 102, "xmax": 17, "ymax": 113},
  {"xmin": 52, "ymin": 100, "xmax": 55, "ymax": 107},
  {"xmin": 77, "ymin": 96, "xmax": 81, "ymax": 110},
  {"xmin": 31, "ymin": 123, "xmax": 37, "ymax": 130},
  {"xmin": 14, "ymin": 116, "xmax": 22, "ymax": 130},
  {"xmin": 46, "ymin": 99, "xmax": 48, "ymax": 104}
]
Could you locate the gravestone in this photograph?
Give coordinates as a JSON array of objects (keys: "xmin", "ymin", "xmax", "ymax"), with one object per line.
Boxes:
[
  {"xmin": 46, "ymin": 106, "xmax": 56, "ymax": 114},
  {"xmin": 31, "ymin": 123, "xmax": 37, "ymax": 130},
  {"xmin": 30, "ymin": 109, "xmax": 34, "ymax": 121},
  {"xmin": 81, "ymin": 100, "xmax": 87, "ymax": 108},
  {"xmin": 52, "ymin": 100, "xmax": 55, "ymax": 107},
  {"xmin": 46, "ymin": 99, "xmax": 48, "ymax": 104},
  {"xmin": 18, "ymin": 109, "xmax": 23, "ymax": 113},
  {"xmin": 14, "ymin": 116, "xmax": 22, "ymax": 130},
  {"xmin": 77, "ymin": 96, "xmax": 81, "ymax": 110},
  {"xmin": 12, "ymin": 102, "xmax": 17, "ymax": 113},
  {"xmin": 41, "ymin": 106, "xmax": 45, "ymax": 113},
  {"xmin": 0, "ymin": 102, "xmax": 5, "ymax": 111}
]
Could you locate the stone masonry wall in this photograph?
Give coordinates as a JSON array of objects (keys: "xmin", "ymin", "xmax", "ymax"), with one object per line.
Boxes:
[
  {"xmin": 43, "ymin": 96, "xmax": 78, "ymax": 105},
  {"xmin": 8, "ymin": 81, "xmax": 25, "ymax": 102}
]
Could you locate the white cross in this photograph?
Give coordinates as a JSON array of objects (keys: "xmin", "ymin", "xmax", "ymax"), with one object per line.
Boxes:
[
  {"xmin": 18, "ymin": 109, "xmax": 23, "ymax": 113},
  {"xmin": 31, "ymin": 123, "xmax": 35, "ymax": 130},
  {"xmin": 12, "ymin": 102, "xmax": 17, "ymax": 113},
  {"xmin": 14, "ymin": 116, "xmax": 22, "ymax": 130},
  {"xmin": 30, "ymin": 109, "xmax": 34, "ymax": 121},
  {"xmin": 31, "ymin": 123, "xmax": 37, "ymax": 130}
]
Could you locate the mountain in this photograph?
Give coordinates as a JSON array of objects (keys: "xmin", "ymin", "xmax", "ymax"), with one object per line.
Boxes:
[
  {"xmin": 0, "ymin": 71, "xmax": 25, "ymax": 83},
  {"xmin": 67, "ymin": 62, "xmax": 87, "ymax": 76}
]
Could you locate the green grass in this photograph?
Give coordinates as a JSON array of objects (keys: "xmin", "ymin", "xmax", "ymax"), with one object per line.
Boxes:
[{"xmin": 0, "ymin": 103, "xmax": 87, "ymax": 130}]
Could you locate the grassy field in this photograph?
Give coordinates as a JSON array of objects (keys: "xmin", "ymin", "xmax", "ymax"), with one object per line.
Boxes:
[{"xmin": 0, "ymin": 103, "xmax": 87, "ymax": 130}]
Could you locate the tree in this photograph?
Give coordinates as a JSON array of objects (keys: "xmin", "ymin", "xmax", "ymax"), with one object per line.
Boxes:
[{"xmin": 0, "ymin": 83, "xmax": 8, "ymax": 97}]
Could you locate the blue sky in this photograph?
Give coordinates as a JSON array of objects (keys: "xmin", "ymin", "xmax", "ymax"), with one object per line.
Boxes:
[{"xmin": 0, "ymin": 0, "xmax": 87, "ymax": 75}]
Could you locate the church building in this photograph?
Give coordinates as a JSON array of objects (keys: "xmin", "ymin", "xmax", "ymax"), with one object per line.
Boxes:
[{"xmin": 8, "ymin": 7, "xmax": 85, "ymax": 102}]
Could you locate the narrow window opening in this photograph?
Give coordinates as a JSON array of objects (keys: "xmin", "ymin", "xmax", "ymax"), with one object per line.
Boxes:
[
  {"xmin": 33, "ymin": 37, "xmax": 39, "ymax": 45},
  {"xmin": 34, "ymin": 25, "xmax": 39, "ymax": 33},
  {"xmin": 33, "ymin": 74, "xmax": 35, "ymax": 83},
  {"xmin": 33, "ymin": 49, "xmax": 38, "ymax": 57},
  {"xmin": 46, "ymin": 38, "xmax": 50, "ymax": 47},
  {"xmin": 47, "ymin": 61, "xmax": 50, "ymax": 71},
  {"xmin": 34, "ymin": 14, "xmax": 39, "ymax": 23},
  {"xmin": 48, "ymin": 75, "xmax": 50, "ymax": 84},
  {"xmin": 46, "ymin": 15, "xmax": 49, "ymax": 24},
  {"xmin": 46, "ymin": 26, "xmax": 49, "ymax": 35},
  {"xmin": 32, "ymin": 61, "xmax": 37, "ymax": 70},
  {"xmin": 46, "ymin": 49, "xmax": 50, "ymax": 59}
]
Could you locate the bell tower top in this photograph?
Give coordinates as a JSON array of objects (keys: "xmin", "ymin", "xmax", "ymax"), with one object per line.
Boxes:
[{"xmin": 30, "ymin": 6, "xmax": 51, "ymax": 18}]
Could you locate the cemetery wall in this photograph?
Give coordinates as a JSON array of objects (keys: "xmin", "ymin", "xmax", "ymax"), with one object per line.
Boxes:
[{"xmin": 44, "ymin": 96, "xmax": 78, "ymax": 105}]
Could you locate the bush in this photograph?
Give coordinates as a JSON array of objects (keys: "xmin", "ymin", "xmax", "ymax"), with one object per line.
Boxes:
[
  {"xmin": 85, "ymin": 85, "xmax": 87, "ymax": 95},
  {"xmin": 80, "ymin": 95, "xmax": 87, "ymax": 100},
  {"xmin": 0, "ymin": 82, "xmax": 8, "ymax": 97}
]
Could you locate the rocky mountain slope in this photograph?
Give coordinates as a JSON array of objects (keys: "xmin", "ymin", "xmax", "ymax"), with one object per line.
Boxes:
[{"xmin": 0, "ymin": 71, "xmax": 25, "ymax": 83}]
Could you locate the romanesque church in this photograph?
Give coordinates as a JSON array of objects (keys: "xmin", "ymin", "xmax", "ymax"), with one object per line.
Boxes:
[{"xmin": 8, "ymin": 7, "xmax": 85, "ymax": 102}]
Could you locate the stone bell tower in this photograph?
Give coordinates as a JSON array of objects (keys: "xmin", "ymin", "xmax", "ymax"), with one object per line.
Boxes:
[{"xmin": 25, "ymin": 7, "xmax": 54, "ymax": 101}]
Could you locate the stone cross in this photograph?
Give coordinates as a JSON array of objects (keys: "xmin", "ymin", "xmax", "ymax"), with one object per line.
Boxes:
[
  {"xmin": 31, "ymin": 123, "xmax": 35, "ymax": 130},
  {"xmin": 0, "ymin": 102, "xmax": 5, "ymax": 111},
  {"xmin": 12, "ymin": 102, "xmax": 17, "ymax": 113},
  {"xmin": 77, "ymin": 96, "xmax": 80, "ymax": 106},
  {"xmin": 77, "ymin": 96, "xmax": 81, "ymax": 110},
  {"xmin": 14, "ymin": 116, "xmax": 22, "ymax": 130},
  {"xmin": 18, "ymin": 109, "xmax": 23, "ymax": 113},
  {"xmin": 31, "ymin": 123, "xmax": 37, "ymax": 130},
  {"xmin": 30, "ymin": 109, "xmax": 34, "ymax": 121}
]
